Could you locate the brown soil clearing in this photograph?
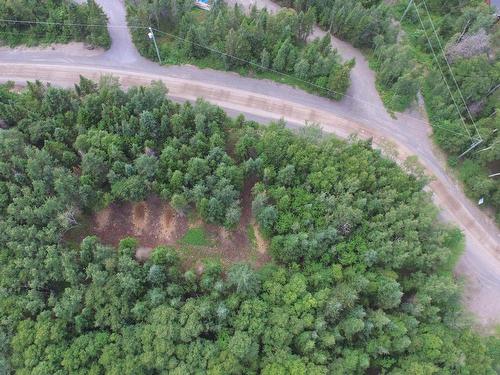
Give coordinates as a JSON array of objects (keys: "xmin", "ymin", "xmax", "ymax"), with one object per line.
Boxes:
[
  {"xmin": 72, "ymin": 185, "xmax": 270, "ymax": 268},
  {"xmin": 92, "ymin": 195, "xmax": 187, "ymax": 250}
]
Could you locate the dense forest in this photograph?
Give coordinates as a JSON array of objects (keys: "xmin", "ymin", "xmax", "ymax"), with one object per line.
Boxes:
[
  {"xmin": 127, "ymin": 0, "xmax": 354, "ymax": 100},
  {"xmin": 0, "ymin": 0, "xmax": 110, "ymax": 48},
  {"xmin": 0, "ymin": 78, "xmax": 499, "ymax": 373},
  {"xmin": 270, "ymin": 0, "xmax": 500, "ymax": 220}
]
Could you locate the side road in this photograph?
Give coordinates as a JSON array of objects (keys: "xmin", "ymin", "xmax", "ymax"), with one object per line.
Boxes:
[{"xmin": 0, "ymin": 0, "xmax": 498, "ymax": 329}]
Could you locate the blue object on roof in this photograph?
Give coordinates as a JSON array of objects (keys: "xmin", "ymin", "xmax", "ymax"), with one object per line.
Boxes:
[{"xmin": 194, "ymin": 0, "xmax": 210, "ymax": 10}]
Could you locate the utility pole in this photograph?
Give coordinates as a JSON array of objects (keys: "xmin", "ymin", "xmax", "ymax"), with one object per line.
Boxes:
[
  {"xmin": 458, "ymin": 138, "xmax": 483, "ymax": 158},
  {"xmin": 148, "ymin": 27, "xmax": 162, "ymax": 65}
]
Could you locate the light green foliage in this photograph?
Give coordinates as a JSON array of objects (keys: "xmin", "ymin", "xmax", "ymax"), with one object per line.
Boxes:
[
  {"xmin": 228, "ymin": 263, "xmax": 260, "ymax": 296},
  {"xmin": 397, "ymin": 2, "xmax": 499, "ymax": 219},
  {"xmin": 275, "ymin": 0, "xmax": 500, "ymax": 219},
  {"xmin": 0, "ymin": 80, "xmax": 496, "ymax": 374},
  {"xmin": 179, "ymin": 227, "xmax": 212, "ymax": 246}
]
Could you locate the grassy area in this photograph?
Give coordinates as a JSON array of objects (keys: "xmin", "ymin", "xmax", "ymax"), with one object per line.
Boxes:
[
  {"xmin": 246, "ymin": 224, "xmax": 257, "ymax": 250},
  {"xmin": 439, "ymin": 227, "xmax": 465, "ymax": 276},
  {"xmin": 62, "ymin": 214, "xmax": 92, "ymax": 248},
  {"xmin": 177, "ymin": 245, "xmax": 222, "ymax": 267},
  {"xmin": 179, "ymin": 227, "xmax": 213, "ymax": 247}
]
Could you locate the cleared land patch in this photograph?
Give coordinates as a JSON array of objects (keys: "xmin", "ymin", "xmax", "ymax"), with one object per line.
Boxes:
[
  {"xmin": 67, "ymin": 183, "xmax": 269, "ymax": 268},
  {"xmin": 91, "ymin": 195, "xmax": 186, "ymax": 249}
]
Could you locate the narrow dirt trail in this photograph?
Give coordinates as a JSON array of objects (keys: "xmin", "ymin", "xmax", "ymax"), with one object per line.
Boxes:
[
  {"xmin": 224, "ymin": 0, "xmax": 500, "ymax": 330},
  {"xmin": 0, "ymin": 0, "xmax": 498, "ymax": 329}
]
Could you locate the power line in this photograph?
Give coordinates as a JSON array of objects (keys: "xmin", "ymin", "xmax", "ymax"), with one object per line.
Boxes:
[
  {"xmin": 0, "ymin": 18, "xmax": 143, "ymax": 29},
  {"xmin": 148, "ymin": 27, "xmax": 162, "ymax": 64},
  {"xmin": 151, "ymin": 27, "xmax": 351, "ymax": 98},
  {"xmin": 385, "ymin": 0, "xmax": 415, "ymax": 102},
  {"xmin": 419, "ymin": 0, "xmax": 482, "ymax": 141},
  {"xmin": 1, "ymin": 15, "xmax": 436, "ymax": 128},
  {"xmin": 151, "ymin": 27, "xmax": 468, "ymax": 137},
  {"xmin": 412, "ymin": 1, "xmax": 473, "ymax": 140},
  {"xmin": 399, "ymin": 0, "xmax": 414, "ymax": 24},
  {"xmin": 0, "ymin": 16, "xmax": 469, "ymax": 138},
  {"xmin": 0, "ymin": 16, "xmax": 453, "ymax": 129}
]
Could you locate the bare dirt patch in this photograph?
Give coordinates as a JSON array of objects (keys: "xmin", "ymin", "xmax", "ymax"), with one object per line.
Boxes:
[
  {"xmin": 136, "ymin": 247, "xmax": 153, "ymax": 262},
  {"xmin": 179, "ymin": 176, "xmax": 270, "ymax": 268},
  {"xmin": 69, "ymin": 183, "xmax": 270, "ymax": 268},
  {"xmin": 132, "ymin": 202, "xmax": 147, "ymax": 235},
  {"xmin": 90, "ymin": 195, "xmax": 188, "ymax": 251},
  {"xmin": 0, "ymin": 42, "xmax": 104, "ymax": 56},
  {"xmin": 94, "ymin": 206, "xmax": 111, "ymax": 231},
  {"xmin": 252, "ymin": 221, "xmax": 268, "ymax": 255}
]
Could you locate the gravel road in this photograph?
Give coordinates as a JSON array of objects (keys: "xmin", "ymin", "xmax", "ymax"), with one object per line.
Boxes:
[{"xmin": 0, "ymin": 0, "xmax": 498, "ymax": 329}]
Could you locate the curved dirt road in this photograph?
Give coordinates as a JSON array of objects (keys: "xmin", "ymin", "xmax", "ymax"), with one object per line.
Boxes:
[{"xmin": 0, "ymin": 0, "xmax": 499, "ymax": 328}]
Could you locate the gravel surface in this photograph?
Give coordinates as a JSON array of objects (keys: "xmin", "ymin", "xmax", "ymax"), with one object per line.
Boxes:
[{"xmin": 1, "ymin": 0, "xmax": 498, "ymax": 330}]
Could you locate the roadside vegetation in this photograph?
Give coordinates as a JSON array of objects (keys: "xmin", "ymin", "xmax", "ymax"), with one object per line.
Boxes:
[
  {"xmin": 273, "ymin": 0, "xmax": 500, "ymax": 221},
  {"xmin": 0, "ymin": 78, "xmax": 499, "ymax": 373},
  {"xmin": 127, "ymin": 0, "xmax": 354, "ymax": 100},
  {"xmin": 0, "ymin": 0, "xmax": 110, "ymax": 48}
]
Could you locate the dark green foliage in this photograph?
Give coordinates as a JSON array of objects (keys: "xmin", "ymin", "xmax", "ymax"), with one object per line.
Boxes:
[
  {"xmin": 277, "ymin": 0, "xmax": 393, "ymax": 48},
  {"xmin": 413, "ymin": 5, "xmax": 500, "ymax": 219},
  {"xmin": 273, "ymin": 0, "xmax": 499, "ymax": 220},
  {"xmin": 383, "ymin": 1, "xmax": 499, "ymax": 218},
  {"xmin": 0, "ymin": 0, "xmax": 111, "ymax": 48},
  {"xmin": 128, "ymin": 2, "xmax": 353, "ymax": 100},
  {"xmin": 0, "ymin": 80, "xmax": 498, "ymax": 374}
]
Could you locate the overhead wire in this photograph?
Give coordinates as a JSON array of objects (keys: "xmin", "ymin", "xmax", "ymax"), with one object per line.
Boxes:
[
  {"xmin": 388, "ymin": 0, "xmax": 416, "ymax": 106},
  {"xmin": 0, "ymin": 15, "xmax": 470, "ymax": 138},
  {"xmin": 412, "ymin": 1, "xmax": 473, "ymax": 140},
  {"xmin": 0, "ymin": 18, "xmax": 142, "ymax": 29},
  {"xmin": 150, "ymin": 27, "xmax": 468, "ymax": 137},
  {"xmin": 398, "ymin": 0, "xmax": 414, "ymax": 25},
  {"xmin": 0, "ymin": 17, "xmax": 443, "ymax": 121},
  {"xmin": 2, "ymin": 16, "xmax": 380, "ymax": 106},
  {"xmin": 419, "ymin": 0, "xmax": 482, "ymax": 141},
  {"xmin": 153, "ymin": 25, "xmax": 474, "ymax": 138}
]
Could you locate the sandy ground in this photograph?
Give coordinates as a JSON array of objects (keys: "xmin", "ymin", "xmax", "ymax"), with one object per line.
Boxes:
[
  {"xmin": 86, "ymin": 186, "xmax": 269, "ymax": 267},
  {"xmin": 92, "ymin": 195, "xmax": 187, "ymax": 249},
  {"xmin": 0, "ymin": 42, "xmax": 104, "ymax": 56},
  {"xmin": 252, "ymin": 221, "xmax": 268, "ymax": 254}
]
